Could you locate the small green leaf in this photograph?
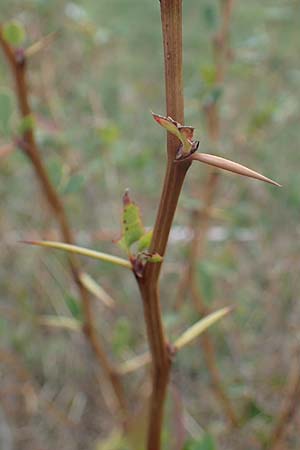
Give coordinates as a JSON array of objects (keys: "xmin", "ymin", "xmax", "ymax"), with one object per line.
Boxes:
[
  {"xmin": 0, "ymin": 89, "xmax": 13, "ymax": 135},
  {"xmin": 3, "ymin": 21, "xmax": 26, "ymax": 47},
  {"xmin": 184, "ymin": 433, "xmax": 217, "ymax": 450},
  {"xmin": 200, "ymin": 64, "xmax": 217, "ymax": 86},
  {"xmin": 137, "ymin": 230, "xmax": 153, "ymax": 252},
  {"xmin": 152, "ymin": 112, "xmax": 183, "ymax": 141},
  {"xmin": 97, "ymin": 124, "xmax": 119, "ymax": 145},
  {"xmin": 66, "ymin": 296, "xmax": 82, "ymax": 321},
  {"xmin": 19, "ymin": 114, "xmax": 36, "ymax": 133},
  {"xmin": 62, "ymin": 174, "xmax": 85, "ymax": 195},
  {"xmin": 241, "ymin": 398, "xmax": 272, "ymax": 424},
  {"xmin": 117, "ymin": 190, "xmax": 145, "ymax": 254},
  {"xmin": 147, "ymin": 253, "xmax": 163, "ymax": 263},
  {"xmin": 152, "ymin": 112, "xmax": 195, "ymax": 156}
]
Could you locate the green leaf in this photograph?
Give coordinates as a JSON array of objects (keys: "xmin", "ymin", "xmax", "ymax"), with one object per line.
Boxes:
[
  {"xmin": 200, "ymin": 64, "xmax": 217, "ymax": 86},
  {"xmin": 0, "ymin": 89, "xmax": 13, "ymax": 135},
  {"xmin": 97, "ymin": 124, "xmax": 119, "ymax": 145},
  {"xmin": 62, "ymin": 174, "xmax": 85, "ymax": 195},
  {"xmin": 3, "ymin": 21, "xmax": 26, "ymax": 47},
  {"xmin": 19, "ymin": 114, "xmax": 36, "ymax": 134},
  {"xmin": 152, "ymin": 112, "xmax": 195, "ymax": 156},
  {"xmin": 137, "ymin": 230, "xmax": 153, "ymax": 252},
  {"xmin": 241, "ymin": 398, "xmax": 272, "ymax": 424},
  {"xmin": 117, "ymin": 190, "xmax": 145, "ymax": 254},
  {"xmin": 184, "ymin": 433, "xmax": 217, "ymax": 450},
  {"xmin": 147, "ymin": 253, "xmax": 163, "ymax": 263},
  {"xmin": 66, "ymin": 296, "xmax": 83, "ymax": 321}
]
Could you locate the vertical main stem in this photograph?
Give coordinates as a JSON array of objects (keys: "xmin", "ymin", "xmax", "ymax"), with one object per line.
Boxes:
[
  {"xmin": 160, "ymin": 0, "xmax": 184, "ymax": 125},
  {"xmin": 137, "ymin": 1, "xmax": 189, "ymax": 449}
]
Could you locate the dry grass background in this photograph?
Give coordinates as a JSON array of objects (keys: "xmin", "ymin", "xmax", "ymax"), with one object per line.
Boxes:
[{"xmin": 1, "ymin": 0, "xmax": 300, "ymax": 449}]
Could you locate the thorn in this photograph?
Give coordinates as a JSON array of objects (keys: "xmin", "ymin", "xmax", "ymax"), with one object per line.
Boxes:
[
  {"xmin": 19, "ymin": 239, "xmax": 35, "ymax": 245},
  {"xmin": 192, "ymin": 153, "xmax": 281, "ymax": 187}
]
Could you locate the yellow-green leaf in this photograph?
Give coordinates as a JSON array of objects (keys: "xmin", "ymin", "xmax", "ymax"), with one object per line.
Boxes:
[
  {"xmin": 137, "ymin": 230, "xmax": 153, "ymax": 252},
  {"xmin": 3, "ymin": 21, "xmax": 26, "ymax": 47},
  {"xmin": 147, "ymin": 253, "xmax": 163, "ymax": 263},
  {"xmin": 152, "ymin": 112, "xmax": 194, "ymax": 156},
  {"xmin": 117, "ymin": 190, "xmax": 145, "ymax": 253},
  {"xmin": 19, "ymin": 114, "xmax": 36, "ymax": 134}
]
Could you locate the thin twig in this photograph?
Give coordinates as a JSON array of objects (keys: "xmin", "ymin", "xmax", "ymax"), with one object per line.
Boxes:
[
  {"xmin": 267, "ymin": 347, "xmax": 300, "ymax": 450},
  {"xmin": 0, "ymin": 27, "xmax": 128, "ymax": 421}
]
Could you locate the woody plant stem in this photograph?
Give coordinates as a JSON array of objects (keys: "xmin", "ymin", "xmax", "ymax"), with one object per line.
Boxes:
[
  {"xmin": 136, "ymin": 2, "xmax": 188, "ymax": 449},
  {"xmin": 0, "ymin": 28, "xmax": 128, "ymax": 421}
]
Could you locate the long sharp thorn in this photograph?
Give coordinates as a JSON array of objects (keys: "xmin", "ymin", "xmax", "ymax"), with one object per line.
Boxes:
[
  {"xmin": 21, "ymin": 240, "xmax": 132, "ymax": 269},
  {"xmin": 192, "ymin": 153, "xmax": 281, "ymax": 187}
]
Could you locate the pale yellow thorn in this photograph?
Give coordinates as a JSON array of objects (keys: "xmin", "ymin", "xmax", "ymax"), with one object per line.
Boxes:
[
  {"xmin": 22, "ymin": 240, "xmax": 132, "ymax": 269},
  {"xmin": 118, "ymin": 352, "xmax": 151, "ymax": 375},
  {"xmin": 174, "ymin": 306, "xmax": 232, "ymax": 350},
  {"xmin": 117, "ymin": 308, "xmax": 232, "ymax": 375},
  {"xmin": 25, "ymin": 32, "xmax": 58, "ymax": 58},
  {"xmin": 192, "ymin": 153, "xmax": 281, "ymax": 187},
  {"xmin": 80, "ymin": 272, "xmax": 115, "ymax": 309},
  {"xmin": 38, "ymin": 315, "xmax": 81, "ymax": 331}
]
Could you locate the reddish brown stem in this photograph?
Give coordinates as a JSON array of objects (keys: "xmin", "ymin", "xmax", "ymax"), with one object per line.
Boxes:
[
  {"xmin": 0, "ymin": 28, "xmax": 128, "ymax": 420},
  {"xmin": 136, "ymin": 2, "xmax": 189, "ymax": 449}
]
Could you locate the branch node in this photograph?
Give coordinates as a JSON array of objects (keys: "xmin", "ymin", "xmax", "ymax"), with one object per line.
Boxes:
[{"xmin": 15, "ymin": 47, "xmax": 26, "ymax": 66}]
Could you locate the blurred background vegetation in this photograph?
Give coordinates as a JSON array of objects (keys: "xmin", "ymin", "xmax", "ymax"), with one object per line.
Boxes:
[{"xmin": 0, "ymin": 0, "xmax": 299, "ymax": 449}]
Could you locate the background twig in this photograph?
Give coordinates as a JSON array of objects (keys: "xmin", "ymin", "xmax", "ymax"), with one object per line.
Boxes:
[
  {"xmin": 0, "ymin": 28, "xmax": 128, "ymax": 422},
  {"xmin": 267, "ymin": 346, "xmax": 300, "ymax": 450}
]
